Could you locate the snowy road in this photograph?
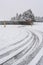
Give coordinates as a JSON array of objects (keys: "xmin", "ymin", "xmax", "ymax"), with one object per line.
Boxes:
[{"xmin": 0, "ymin": 23, "xmax": 43, "ymax": 65}]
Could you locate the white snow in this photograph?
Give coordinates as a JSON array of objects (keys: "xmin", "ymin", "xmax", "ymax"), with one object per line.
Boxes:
[
  {"xmin": 0, "ymin": 22, "xmax": 43, "ymax": 65},
  {"xmin": 29, "ymin": 48, "xmax": 43, "ymax": 65},
  {"xmin": 0, "ymin": 25, "xmax": 28, "ymax": 50}
]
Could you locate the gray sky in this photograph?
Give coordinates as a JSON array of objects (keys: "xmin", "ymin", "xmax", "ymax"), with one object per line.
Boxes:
[{"xmin": 0, "ymin": 0, "xmax": 43, "ymax": 20}]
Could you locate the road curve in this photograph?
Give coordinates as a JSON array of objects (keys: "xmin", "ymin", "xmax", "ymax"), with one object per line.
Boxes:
[{"xmin": 0, "ymin": 26, "xmax": 43, "ymax": 65}]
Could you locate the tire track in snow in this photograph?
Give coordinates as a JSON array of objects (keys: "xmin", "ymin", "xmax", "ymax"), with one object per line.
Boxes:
[{"xmin": 0, "ymin": 26, "xmax": 43, "ymax": 65}]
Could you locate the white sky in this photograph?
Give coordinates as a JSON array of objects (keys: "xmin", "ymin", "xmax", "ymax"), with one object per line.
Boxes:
[{"xmin": 0, "ymin": 0, "xmax": 43, "ymax": 20}]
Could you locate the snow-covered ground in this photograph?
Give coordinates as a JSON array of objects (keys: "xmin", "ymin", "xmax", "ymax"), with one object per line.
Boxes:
[
  {"xmin": 0, "ymin": 25, "xmax": 28, "ymax": 49},
  {"xmin": 0, "ymin": 22, "xmax": 43, "ymax": 65}
]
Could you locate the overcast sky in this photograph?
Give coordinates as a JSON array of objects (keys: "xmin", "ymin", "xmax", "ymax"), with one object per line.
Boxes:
[{"xmin": 0, "ymin": 0, "xmax": 43, "ymax": 20}]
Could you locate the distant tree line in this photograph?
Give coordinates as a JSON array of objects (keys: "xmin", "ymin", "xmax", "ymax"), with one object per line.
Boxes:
[{"xmin": 0, "ymin": 9, "xmax": 43, "ymax": 25}]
